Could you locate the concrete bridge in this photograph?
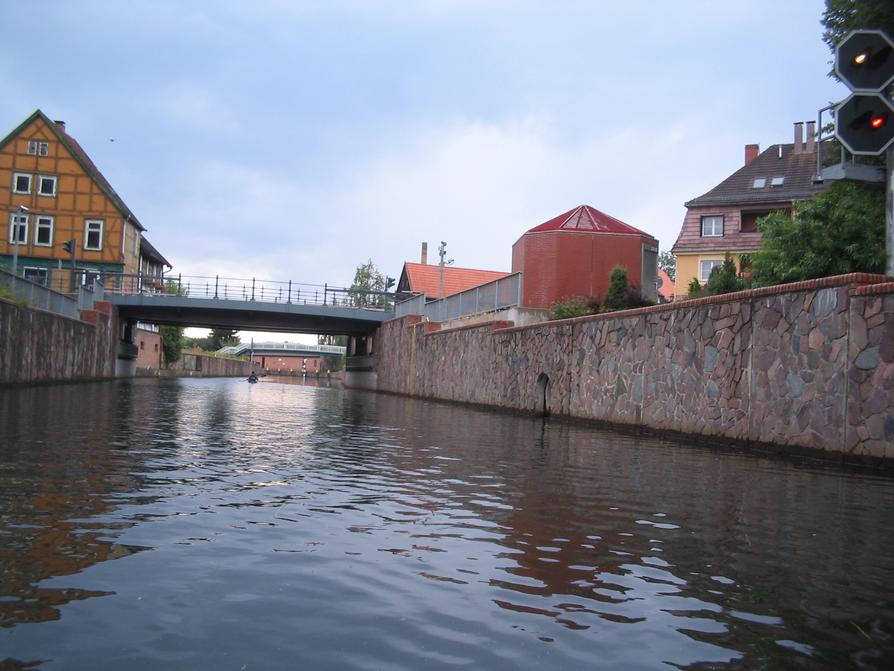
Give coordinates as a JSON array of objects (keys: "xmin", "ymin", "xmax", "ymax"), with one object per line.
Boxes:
[{"xmin": 101, "ymin": 272, "xmax": 392, "ymax": 386}]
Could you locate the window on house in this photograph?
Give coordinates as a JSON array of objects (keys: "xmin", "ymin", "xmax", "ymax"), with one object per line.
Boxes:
[
  {"xmin": 771, "ymin": 176, "xmax": 785, "ymax": 186},
  {"xmin": 752, "ymin": 178, "xmax": 766, "ymax": 188},
  {"xmin": 38, "ymin": 175, "xmax": 57, "ymax": 196},
  {"xmin": 23, "ymin": 267, "xmax": 48, "ymax": 285},
  {"xmin": 13, "ymin": 173, "xmax": 31, "ymax": 194},
  {"xmin": 26, "ymin": 141, "xmax": 49, "ymax": 156},
  {"xmin": 35, "ymin": 216, "xmax": 53, "ymax": 246},
  {"xmin": 84, "ymin": 219, "xmax": 103, "ymax": 251},
  {"xmin": 701, "ymin": 215, "xmax": 724, "ymax": 237},
  {"xmin": 700, "ymin": 260, "xmax": 724, "ymax": 283},
  {"xmin": 8, "ymin": 213, "xmax": 27, "ymax": 243}
]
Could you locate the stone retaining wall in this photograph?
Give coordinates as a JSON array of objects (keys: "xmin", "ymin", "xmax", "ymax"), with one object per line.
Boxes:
[
  {"xmin": 375, "ymin": 274, "xmax": 894, "ymax": 461},
  {"xmin": 0, "ymin": 297, "xmax": 116, "ymax": 384}
]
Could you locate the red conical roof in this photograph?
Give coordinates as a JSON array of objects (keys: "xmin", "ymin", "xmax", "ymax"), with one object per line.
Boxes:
[{"xmin": 527, "ymin": 204, "xmax": 652, "ymax": 237}]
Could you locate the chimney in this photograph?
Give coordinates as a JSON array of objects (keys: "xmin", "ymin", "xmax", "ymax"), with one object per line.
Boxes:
[
  {"xmin": 54, "ymin": 120, "xmax": 66, "ymax": 133},
  {"xmin": 805, "ymin": 120, "xmax": 816, "ymax": 154},
  {"xmin": 793, "ymin": 122, "xmax": 803, "ymax": 154},
  {"xmin": 744, "ymin": 144, "xmax": 759, "ymax": 166},
  {"xmin": 421, "ymin": 242, "xmax": 428, "ymax": 265}
]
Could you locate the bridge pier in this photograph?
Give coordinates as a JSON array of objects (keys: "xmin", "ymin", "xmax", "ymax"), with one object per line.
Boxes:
[
  {"xmin": 116, "ymin": 318, "xmax": 138, "ymax": 378},
  {"xmin": 344, "ymin": 331, "xmax": 378, "ymax": 390}
]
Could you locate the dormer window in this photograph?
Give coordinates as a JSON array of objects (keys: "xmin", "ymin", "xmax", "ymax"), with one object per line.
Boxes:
[
  {"xmin": 27, "ymin": 140, "xmax": 49, "ymax": 156},
  {"xmin": 771, "ymin": 176, "xmax": 785, "ymax": 187},
  {"xmin": 752, "ymin": 178, "xmax": 767, "ymax": 188},
  {"xmin": 701, "ymin": 215, "xmax": 724, "ymax": 237}
]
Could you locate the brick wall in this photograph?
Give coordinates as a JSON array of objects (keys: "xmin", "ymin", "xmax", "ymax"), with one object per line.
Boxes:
[{"xmin": 376, "ymin": 273, "xmax": 894, "ymax": 461}]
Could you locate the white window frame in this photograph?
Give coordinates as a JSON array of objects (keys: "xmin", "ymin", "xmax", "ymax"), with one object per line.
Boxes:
[
  {"xmin": 12, "ymin": 172, "xmax": 32, "ymax": 194},
  {"xmin": 700, "ymin": 259, "xmax": 724, "ymax": 283},
  {"xmin": 34, "ymin": 215, "xmax": 54, "ymax": 246},
  {"xmin": 8, "ymin": 212, "xmax": 28, "ymax": 244},
  {"xmin": 23, "ymin": 266, "xmax": 49, "ymax": 285},
  {"xmin": 27, "ymin": 140, "xmax": 49, "ymax": 156},
  {"xmin": 701, "ymin": 215, "xmax": 724, "ymax": 237},
  {"xmin": 37, "ymin": 174, "xmax": 57, "ymax": 197},
  {"xmin": 84, "ymin": 219, "xmax": 104, "ymax": 251}
]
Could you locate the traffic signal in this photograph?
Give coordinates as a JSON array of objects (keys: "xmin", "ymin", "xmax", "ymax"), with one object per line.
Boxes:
[
  {"xmin": 834, "ymin": 30, "xmax": 894, "ymax": 156},
  {"xmin": 835, "ymin": 30, "xmax": 894, "ymax": 92},
  {"xmin": 835, "ymin": 93, "xmax": 894, "ymax": 155},
  {"xmin": 62, "ymin": 239, "xmax": 75, "ymax": 254}
]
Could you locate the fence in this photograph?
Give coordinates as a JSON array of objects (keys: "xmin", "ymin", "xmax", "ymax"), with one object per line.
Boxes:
[
  {"xmin": 0, "ymin": 268, "xmax": 101, "ymax": 319},
  {"xmin": 394, "ymin": 273, "xmax": 522, "ymax": 321}
]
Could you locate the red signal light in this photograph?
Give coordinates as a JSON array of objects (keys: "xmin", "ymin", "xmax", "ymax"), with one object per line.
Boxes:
[{"xmin": 870, "ymin": 115, "xmax": 886, "ymax": 129}]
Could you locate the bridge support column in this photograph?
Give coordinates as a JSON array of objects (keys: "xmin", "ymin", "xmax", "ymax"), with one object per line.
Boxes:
[
  {"xmin": 344, "ymin": 332, "xmax": 378, "ymax": 390},
  {"xmin": 116, "ymin": 318, "xmax": 139, "ymax": 378}
]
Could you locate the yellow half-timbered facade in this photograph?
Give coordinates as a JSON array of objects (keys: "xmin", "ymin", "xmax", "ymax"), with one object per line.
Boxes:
[{"xmin": 0, "ymin": 109, "xmax": 167, "ymax": 290}]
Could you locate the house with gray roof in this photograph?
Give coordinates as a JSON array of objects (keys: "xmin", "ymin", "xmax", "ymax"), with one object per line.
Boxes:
[{"xmin": 671, "ymin": 121, "xmax": 828, "ymax": 297}]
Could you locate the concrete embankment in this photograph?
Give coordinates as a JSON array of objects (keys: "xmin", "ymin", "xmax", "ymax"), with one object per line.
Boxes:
[
  {"xmin": 375, "ymin": 273, "xmax": 894, "ymax": 462},
  {"xmin": 161, "ymin": 353, "xmax": 252, "ymax": 378},
  {"xmin": 0, "ymin": 297, "xmax": 117, "ymax": 384}
]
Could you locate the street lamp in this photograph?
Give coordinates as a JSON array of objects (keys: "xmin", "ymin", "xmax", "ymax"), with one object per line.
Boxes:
[{"xmin": 11, "ymin": 204, "xmax": 28, "ymax": 278}]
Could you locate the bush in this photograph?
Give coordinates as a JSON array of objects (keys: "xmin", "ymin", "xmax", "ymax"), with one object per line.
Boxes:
[
  {"xmin": 602, "ymin": 266, "xmax": 655, "ymax": 312},
  {"xmin": 550, "ymin": 296, "xmax": 595, "ymax": 320},
  {"xmin": 687, "ymin": 277, "xmax": 705, "ymax": 298}
]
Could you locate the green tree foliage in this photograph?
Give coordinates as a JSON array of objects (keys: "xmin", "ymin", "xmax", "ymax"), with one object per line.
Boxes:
[
  {"xmin": 210, "ymin": 328, "xmax": 240, "ymax": 350},
  {"xmin": 161, "ymin": 325, "xmax": 184, "ymax": 364},
  {"xmin": 704, "ymin": 253, "xmax": 746, "ymax": 296},
  {"xmin": 657, "ymin": 251, "xmax": 676, "ymax": 282},
  {"xmin": 687, "ymin": 277, "xmax": 705, "ymax": 299},
  {"xmin": 350, "ymin": 259, "xmax": 388, "ymax": 307},
  {"xmin": 750, "ymin": 181, "xmax": 885, "ymax": 286},
  {"xmin": 602, "ymin": 266, "xmax": 631, "ymax": 312},
  {"xmin": 822, "ymin": 0, "xmax": 894, "ymax": 59},
  {"xmin": 550, "ymin": 296, "xmax": 598, "ymax": 320}
]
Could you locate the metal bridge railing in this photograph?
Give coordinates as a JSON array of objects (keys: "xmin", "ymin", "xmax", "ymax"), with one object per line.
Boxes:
[
  {"xmin": 217, "ymin": 342, "xmax": 347, "ymax": 356},
  {"xmin": 0, "ymin": 267, "xmax": 102, "ymax": 319},
  {"xmin": 394, "ymin": 272, "xmax": 522, "ymax": 322},
  {"xmin": 100, "ymin": 272, "xmax": 395, "ymax": 311}
]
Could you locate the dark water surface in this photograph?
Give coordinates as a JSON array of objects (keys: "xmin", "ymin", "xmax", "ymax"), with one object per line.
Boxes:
[{"xmin": 1, "ymin": 377, "xmax": 893, "ymax": 670}]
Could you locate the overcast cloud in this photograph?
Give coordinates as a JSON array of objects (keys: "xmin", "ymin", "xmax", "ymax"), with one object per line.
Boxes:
[{"xmin": 1, "ymin": 1, "xmax": 842, "ymax": 337}]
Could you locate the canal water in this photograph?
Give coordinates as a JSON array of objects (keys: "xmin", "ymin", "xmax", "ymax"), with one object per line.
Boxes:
[{"xmin": 1, "ymin": 378, "xmax": 893, "ymax": 670}]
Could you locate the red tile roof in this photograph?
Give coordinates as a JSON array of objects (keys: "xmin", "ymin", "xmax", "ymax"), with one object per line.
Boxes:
[
  {"xmin": 400, "ymin": 262, "xmax": 510, "ymax": 298},
  {"xmin": 526, "ymin": 204, "xmax": 654, "ymax": 238},
  {"xmin": 657, "ymin": 268, "xmax": 675, "ymax": 301}
]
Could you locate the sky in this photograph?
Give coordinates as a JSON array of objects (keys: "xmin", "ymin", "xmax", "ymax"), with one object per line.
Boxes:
[{"xmin": 1, "ymin": 1, "xmax": 843, "ymax": 340}]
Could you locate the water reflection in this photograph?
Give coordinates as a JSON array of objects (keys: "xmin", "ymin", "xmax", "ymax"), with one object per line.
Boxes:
[{"xmin": 0, "ymin": 378, "xmax": 892, "ymax": 670}]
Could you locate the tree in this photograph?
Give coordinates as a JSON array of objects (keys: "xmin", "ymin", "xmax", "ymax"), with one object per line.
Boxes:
[
  {"xmin": 750, "ymin": 180, "xmax": 885, "ymax": 286},
  {"xmin": 704, "ymin": 253, "xmax": 746, "ymax": 296},
  {"xmin": 822, "ymin": 0, "xmax": 894, "ymax": 60},
  {"xmin": 210, "ymin": 328, "xmax": 240, "ymax": 350},
  {"xmin": 349, "ymin": 259, "xmax": 388, "ymax": 307},
  {"xmin": 161, "ymin": 325, "xmax": 184, "ymax": 364},
  {"xmin": 657, "ymin": 251, "xmax": 676, "ymax": 282}
]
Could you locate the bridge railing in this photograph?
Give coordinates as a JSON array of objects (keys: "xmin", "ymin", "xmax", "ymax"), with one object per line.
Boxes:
[
  {"xmin": 0, "ymin": 267, "xmax": 102, "ymax": 319},
  {"xmin": 99, "ymin": 272, "xmax": 395, "ymax": 310},
  {"xmin": 217, "ymin": 342, "xmax": 347, "ymax": 356},
  {"xmin": 394, "ymin": 272, "xmax": 522, "ymax": 322}
]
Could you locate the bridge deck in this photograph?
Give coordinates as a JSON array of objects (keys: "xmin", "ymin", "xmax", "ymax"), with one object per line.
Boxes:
[{"xmin": 108, "ymin": 294, "xmax": 393, "ymax": 335}]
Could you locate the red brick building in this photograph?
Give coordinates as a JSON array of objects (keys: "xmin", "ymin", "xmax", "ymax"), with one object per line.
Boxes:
[{"xmin": 512, "ymin": 204, "xmax": 659, "ymax": 309}]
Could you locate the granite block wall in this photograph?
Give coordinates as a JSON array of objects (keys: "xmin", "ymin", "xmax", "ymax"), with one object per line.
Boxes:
[{"xmin": 376, "ymin": 274, "xmax": 894, "ymax": 460}]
